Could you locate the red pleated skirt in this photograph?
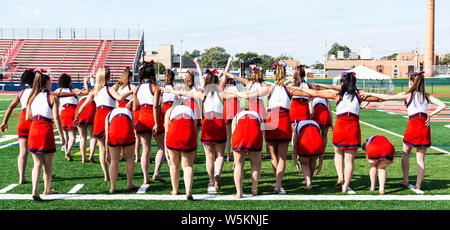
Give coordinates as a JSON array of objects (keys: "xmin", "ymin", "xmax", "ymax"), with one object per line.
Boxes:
[
  {"xmin": 403, "ymin": 113, "xmax": 431, "ymax": 148},
  {"xmin": 289, "ymin": 98, "xmax": 310, "ymax": 123},
  {"xmin": 135, "ymin": 106, "xmax": 164, "ymax": 135},
  {"xmin": 17, "ymin": 109, "xmax": 32, "ymax": 139},
  {"xmin": 166, "ymin": 117, "xmax": 198, "ymax": 152},
  {"xmin": 162, "ymin": 102, "xmax": 174, "ymax": 119},
  {"xmin": 117, "ymin": 99, "xmax": 130, "ymax": 108},
  {"xmin": 232, "ymin": 115, "xmax": 263, "ymax": 152},
  {"xmin": 201, "ymin": 117, "xmax": 226, "ymax": 144},
  {"xmin": 313, "ymin": 103, "xmax": 332, "ymax": 128},
  {"xmin": 108, "ymin": 115, "xmax": 136, "ymax": 147},
  {"xmin": 28, "ymin": 117, "xmax": 55, "ymax": 154},
  {"xmin": 297, "ymin": 124, "xmax": 325, "ymax": 157},
  {"xmin": 75, "ymin": 98, "xmax": 96, "ymax": 126},
  {"xmin": 248, "ymin": 99, "xmax": 267, "ymax": 120},
  {"xmin": 332, "ymin": 114, "xmax": 361, "ymax": 149},
  {"xmin": 93, "ymin": 107, "xmax": 113, "ymax": 139},
  {"xmin": 223, "ymin": 98, "xmax": 239, "ymax": 123},
  {"xmin": 265, "ymin": 108, "xmax": 292, "ymax": 142},
  {"xmin": 60, "ymin": 105, "xmax": 77, "ymax": 130},
  {"xmin": 367, "ymin": 136, "xmax": 395, "ymax": 161},
  {"xmin": 184, "ymin": 99, "xmax": 202, "ymax": 126}
]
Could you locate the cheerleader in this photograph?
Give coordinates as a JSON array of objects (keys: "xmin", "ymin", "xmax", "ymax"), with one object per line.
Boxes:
[
  {"xmin": 164, "ymin": 102, "xmax": 197, "ymax": 200},
  {"xmin": 289, "ymin": 66, "xmax": 311, "ymax": 123},
  {"xmin": 162, "ymin": 69, "xmax": 235, "ymax": 194},
  {"xmin": 362, "ymin": 135, "xmax": 395, "ymax": 195},
  {"xmin": 298, "ymin": 72, "xmax": 381, "ymax": 193},
  {"xmin": 179, "ymin": 70, "xmax": 202, "ymax": 136},
  {"xmin": 310, "ymin": 97, "xmax": 333, "ymax": 144},
  {"xmin": 54, "ymin": 74, "xmax": 88, "ymax": 161},
  {"xmin": 75, "ymin": 92, "xmax": 97, "ymax": 163},
  {"xmin": 231, "ymin": 110, "xmax": 263, "ymax": 198},
  {"xmin": 292, "ymin": 120, "xmax": 325, "ymax": 190},
  {"xmin": 162, "ymin": 69, "xmax": 180, "ymax": 116},
  {"xmin": 133, "ymin": 61, "xmax": 166, "ymax": 185},
  {"xmin": 104, "ymin": 107, "xmax": 139, "ymax": 193},
  {"xmin": 361, "ymin": 71, "xmax": 445, "ymax": 191},
  {"xmin": 75, "ymin": 67, "xmax": 133, "ymax": 182},
  {"xmin": 223, "ymin": 77, "xmax": 241, "ymax": 162},
  {"xmin": 25, "ymin": 71, "xmax": 65, "ymax": 201}
]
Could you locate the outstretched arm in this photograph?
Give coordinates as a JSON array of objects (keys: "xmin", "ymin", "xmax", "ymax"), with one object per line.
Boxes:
[
  {"xmin": 299, "ymin": 87, "xmax": 340, "ymax": 101},
  {"xmin": 361, "ymin": 92, "xmax": 408, "ymax": 101},
  {"xmin": 0, "ymin": 94, "xmax": 20, "ymax": 132},
  {"xmin": 230, "ymin": 86, "xmax": 269, "ymax": 99},
  {"xmin": 160, "ymin": 87, "xmax": 204, "ymax": 100},
  {"xmin": 309, "ymin": 82, "xmax": 341, "ymax": 91},
  {"xmin": 219, "ymin": 56, "xmax": 234, "ymax": 91},
  {"xmin": 224, "ymin": 72, "xmax": 250, "ymax": 86}
]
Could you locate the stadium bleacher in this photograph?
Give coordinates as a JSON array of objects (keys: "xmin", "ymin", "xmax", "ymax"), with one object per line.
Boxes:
[{"xmin": 0, "ymin": 38, "xmax": 141, "ymax": 82}]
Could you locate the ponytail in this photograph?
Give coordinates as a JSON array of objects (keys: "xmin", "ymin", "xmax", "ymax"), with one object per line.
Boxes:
[
  {"xmin": 92, "ymin": 67, "xmax": 110, "ymax": 97},
  {"xmin": 338, "ymin": 72, "xmax": 357, "ymax": 100},
  {"xmin": 27, "ymin": 72, "xmax": 50, "ymax": 107},
  {"xmin": 407, "ymin": 71, "xmax": 426, "ymax": 103},
  {"xmin": 293, "ymin": 65, "xmax": 306, "ymax": 84},
  {"xmin": 274, "ymin": 65, "xmax": 286, "ymax": 85}
]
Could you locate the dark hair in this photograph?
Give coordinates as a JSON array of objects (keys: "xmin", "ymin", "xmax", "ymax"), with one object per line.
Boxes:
[
  {"xmin": 27, "ymin": 72, "xmax": 51, "ymax": 107},
  {"xmin": 293, "ymin": 66, "xmax": 306, "ymax": 84},
  {"xmin": 226, "ymin": 77, "xmax": 236, "ymax": 85},
  {"xmin": 138, "ymin": 61, "xmax": 156, "ymax": 83},
  {"xmin": 20, "ymin": 70, "xmax": 35, "ymax": 87},
  {"xmin": 58, "ymin": 73, "xmax": 72, "ymax": 89},
  {"xmin": 407, "ymin": 72, "xmax": 426, "ymax": 102},
  {"xmin": 338, "ymin": 72, "xmax": 358, "ymax": 100},
  {"xmin": 204, "ymin": 72, "xmax": 220, "ymax": 100},
  {"xmin": 164, "ymin": 69, "xmax": 175, "ymax": 85},
  {"xmin": 184, "ymin": 72, "xmax": 194, "ymax": 89}
]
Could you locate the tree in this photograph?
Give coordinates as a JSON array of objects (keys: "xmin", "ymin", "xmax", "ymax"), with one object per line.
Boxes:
[
  {"xmin": 200, "ymin": 47, "xmax": 230, "ymax": 68},
  {"xmin": 154, "ymin": 62, "xmax": 166, "ymax": 74},
  {"xmin": 275, "ymin": 54, "xmax": 293, "ymax": 62},
  {"xmin": 328, "ymin": 42, "xmax": 351, "ymax": 59},
  {"xmin": 382, "ymin": 53, "xmax": 398, "ymax": 60},
  {"xmin": 311, "ymin": 62, "xmax": 324, "ymax": 69},
  {"xmin": 439, "ymin": 53, "xmax": 450, "ymax": 66},
  {"xmin": 184, "ymin": 50, "xmax": 201, "ymax": 58}
]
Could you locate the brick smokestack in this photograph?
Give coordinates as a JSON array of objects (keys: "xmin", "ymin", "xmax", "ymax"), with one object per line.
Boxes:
[{"xmin": 424, "ymin": 0, "xmax": 434, "ymax": 78}]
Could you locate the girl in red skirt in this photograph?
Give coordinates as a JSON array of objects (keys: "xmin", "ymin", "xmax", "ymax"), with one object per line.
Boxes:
[
  {"xmin": 292, "ymin": 120, "xmax": 325, "ymax": 190},
  {"xmin": 298, "ymin": 72, "xmax": 381, "ymax": 193},
  {"xmin": 105, "ymin": 107, "xmax": 139, "ymax": 193},
  {"xmin": 231, "ymin": 110, "xmax": 263, "ymax": 198},
  {"xmin": 223, "ymin": 78, "xmax": 241, "ymax": 162},
  {"xmin": 361, "ymin": 71, "xmax": 446, "ymax": 191},
  {"xmin": 55, "ymin": 74, "xmax": 88, "ymax": 162},
  {"xmin": 75, "ymin": 67, "xmax": 133, "ymax": 182},
  {"xmin": 25, "ymin": 71, "xmax": 65, "ymax": 201},
  {"xmin": 164, "ymin": 103, "xmax": 197, "ymax": 200},
  {"xmin": 310, "ymin": 97, "xmax": 333, "ymax": 144},
  {"xmin": 362, "ymin": 135, "xmax": 395, "ymax": 195},
  {"xmin": 75, "ymin": 93, "xmax": 97, "ymax": 163},
  {"xmin": 133, "ymin": 61, "xmax": 166, "ymax": 185}
]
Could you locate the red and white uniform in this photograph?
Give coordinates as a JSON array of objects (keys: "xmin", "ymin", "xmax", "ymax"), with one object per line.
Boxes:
[
  {"xmin": 182, "ymin": 87, "xmax": 202, "ymax": 126},
  {"xmin": 162, "ymin": 84, "xmax": 178, "ymax": 117},
  {"xmin": 290, "ymin": 82, "xmax": 310, "ymax": 123},
  {"xmin": 166, "ymin": 105, "xmax": 198, "ymax": 152},
  {"xmin": 57, "ymin": 88, "xmax": 78, "ymax": 130},
  {"xmin": 332, "ymin": 90, "xmax": 361, "ymax": 149},
  {"xmin": 17, "ymin": 86, "xmax": 32, "ymax": 139},
  {"xmin": 75, "ymin": 96, "xmax": 96, "ymax": 126},
  {"xmin": 296, "ymin": 120, "xmax": 325, "ymax": 157},
  {"xmin": 117, "ymin": 83, "xmax": 133, "ymax": 108},
  {"xmin": 28, "ymin": 90, "xmax": 56, "ymax": 154},
  {"xmin": 265, "ymin": 85, "xmax": 292, "ymax": 142},
  {"xmin": 93, "ymin": 86, "xmax": 116, "ymax": 139},
  {"xmin": 312, "ymin": 97, "xmax": 332, "ymax": 128},
  {"xmin": 135, "ymin": 82, "xmax": 164, "ymax": 135},
  {"xmin": 403, "ymin": 92, "xmax": 431, "ymax": 148},
  {"xmin": 365, "ymin": 135, "xmax": 395, "ymax": 161},
  {"xmin": 223, "ymin": 85, "xmax": 240, "ymax": 123},
  {"xmin": 107, "ymin": 107, "xmax": 136, "ymax": 147},
  {"xmin": 201, "ymin": 91, "xmax": 226, "ymax": 144},
  {"xmin": 247, "ymin": 82, "xmax": 267, "ymax": 119},
  {"xmin": 232, "ymin": 111, "xmax": 263, "ymax": 152}
]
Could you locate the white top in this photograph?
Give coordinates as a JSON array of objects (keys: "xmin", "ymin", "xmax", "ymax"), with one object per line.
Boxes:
[
  {"xmin": 366, "ymin": 135, "xmax": 378, "ymax": 144},
  {"xmin": 163, "ymin": 85, "xmax": 177, "ymax": 103},
  {"xmin": 56, "ymin": 88, "xmax": 78, "ymax": 110},
  {"xmin": 296, "ymin": 120, "xmax": 320, "ymax": 134},
  {"xmin": 312, "ymin": 97, "xmax": 328, "ymax": 108},
  {"xmin": 268, "ymin": 85, "xmax": 291, "ymax": 110},
  {"xmin": 136, "ymin": 82, "xmax": 155, "ymax": 107},
  {"xmin": 170, "ymin": 105, "xmax": 195, "ymax": 120},
  {"xmin": 293, "ymin": 82, "xmax": 309, "ymax": 100},
  {"xmin": 236, "ymin": 110, "xmax": 261, "ymax": 123},
  {"xmin": 94, "ymin": 86, "xmax": 116, "ymax": 108},
  {"xmin": 117, "ymin": 83, "xmax": 133, "ymax": 101},
  {"xmin": 108, "ymin": 107, "xmax": 133, "ymax": 123},
  {"xmin": 19, "ymin": 88, "xmax": 32, "ymax": 110},
  {"xmin": 247, "ymin": 81, "xmax": 264, "ymax": 101},
  {"xmin": 203, "ymin": 91, "xmax": 223, "ymax": 114},
  {"xmin": 335, "ymin": 91, "xmax": 360, "ymax": 116},
  {"xmin": 30, "ymin": 91, "xmax": 53, "ymax": 119},
  {"xmin": 406, "ymin": 92, "xmax": 428, "ymax": 116}
]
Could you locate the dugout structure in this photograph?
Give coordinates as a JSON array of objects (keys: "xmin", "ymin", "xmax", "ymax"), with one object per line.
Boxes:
[{"xmin": 332, "ymin": 65, "xmax": 394, "ymax": 94}]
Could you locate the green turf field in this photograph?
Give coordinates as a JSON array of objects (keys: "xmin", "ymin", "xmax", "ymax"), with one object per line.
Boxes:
[{"xmin": 0, "ymin": 92, "xmax": 449, "ymax": 210}]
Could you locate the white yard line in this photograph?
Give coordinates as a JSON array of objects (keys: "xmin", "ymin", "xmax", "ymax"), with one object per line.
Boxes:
[
  {"xmin": 0, "ymin": 140, "xmax": 19, "ymax": 149},
  {"xmin": 0, "ymin": 184, "xmax": 18, "ymax": 194},
  {"xmin": 0, "ymin": 135, "xmax": 17, "ymax": 143},
  {"xmin": 67, "ymin": 184, "xmax": 84, "ymax": 194}
]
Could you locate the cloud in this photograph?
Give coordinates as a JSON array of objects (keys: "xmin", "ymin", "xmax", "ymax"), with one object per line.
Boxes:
[{"xmin": 13, "ymin": 5, "xmax": 27, "ymax": 13}]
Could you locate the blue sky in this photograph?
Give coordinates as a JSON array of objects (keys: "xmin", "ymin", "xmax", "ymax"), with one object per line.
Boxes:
[{"xmin": 1, "ymin": 0, "xmax": 449, "ymax": 65}]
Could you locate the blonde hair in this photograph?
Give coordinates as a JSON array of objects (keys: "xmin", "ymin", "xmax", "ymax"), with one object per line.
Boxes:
[
  {"xmin": 92, "ymin": 67, "xmax": 110, "ymax": 97},
  {"xmin": 183, "ymin": 72, "xmax": 194, "ymax": 89},
  {"xmin": 251, "ymin": 69, "xmax": 264, "ymax": 83},
  {"xmin": 274, "ymin": 66, "xmax": 286, "ymax": 85},
  {"xmin": 116, "ymin": 67, "xmax": 132, "ymax": 89},
  {"xmin": 27, "ymin": 72, "xmax": 50, "ymax": 107}
]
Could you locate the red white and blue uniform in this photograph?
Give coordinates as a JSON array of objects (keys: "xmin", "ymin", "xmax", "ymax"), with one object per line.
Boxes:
[
  {"xmin": 57, "ymin": 88, "xmax": 78, "ymax": 130},
  {"xmin": 182, "ymin": 87, "xmax": 202, "ymax": 126},
  {"xmin": 201, "ymin": 91, "xmax": 226, "ymax": 144},
  {"xmin": 17, "ymin": 86, "xmax": 32, "ymax": 139},
  {"xmin": 332, "ymin": 90, "xmax": 361, "ymax": 149},
  {"xmin": 223, "ymin": 85, "xmax": 240, "ymax": 123},
  {"xmin": 365, "ymin": 135, "xmax": 395, "ymax": 161},
  {"xmin": 162, "ymin": 84, "xmax": 178, "ymax": 117},
  {"xmin": 296, "ymin": 120, "xmax": 325, "ymax": 157},
  {"xmin": 247, "ymin": 82, "xmax": 267, "ymax": 119},
  {"xmin": 135, "ymin": 82, "xmax": 164, "ymax": 135},
  {"xmin": 117, "ymin": 83, "xmax": 133, "ymax": 108},
  {"xmin": 28, "ymin": 90, "xmax": 56, "ymax": 154},
  {"xmin": 107, "ymin": 107, "xmax": 136, "ymax": 147},
  {"xmin": 312, "ymin": 97, "xmax": 332, "ymax": 128},
  {"xmin": 265, "ymin": 85, "xmax": 292, "ymax": 142},
  {"xmin": 75, "ymin": 96, "xmax": 96, "ymax": 126},
  {"xmin": 290, "ymin": 82, "xmax": 310, "ymax": 123},
  {"xmin": 403, "ymin": 92, "xmax": 431, "ymax": 148},
  {"xmin": 166, "ymin": 105, "xmax": 198, "ymax": 152},
  {"xmin": 93, "ymin": 86, "xmax": 116, "ymax": 139},
  {"xmin": 232, "ymin": 111, "xmax": 263, "ymax": 152}
]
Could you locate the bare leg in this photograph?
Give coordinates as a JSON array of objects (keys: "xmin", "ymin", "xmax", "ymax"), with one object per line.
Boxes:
[
  {"xmin": 334, "ymin": 147, "xmax": 344, "ymax": 188},
  {"xmin": 268, "ymin": 142, "xmax": 277, "ymax": 176},
  {"xmin": 108, "ymin": 146, "xmax": 121, "ymax": 193},
  {"xmin": 168, "ymin": 149, "xmax": 181, "ymax": 195},
  {"xmin": 203, "ymin": 144, "xmax": 216, "ymax": 186},
  {"xmin": 77, "ymin": 126, "xmax": 88, "ymax": 162},
  {"xmin": 368, "ymin": 161, "xmax": 377, "ymax": 191},
  {"xmin": 181, "ymin": 151, "xmax": 196, "ymax": 200},
  {"xmin": 31, "ymin": 153, "xmax": 44, "ymax": 199},
  {"xmin": 152, "ymin": 133, "xmax": 166, "ymax": 182},
  {"xmin": 134, "ymin": 131, "xmax": 141, "ymax": 162},
  {"xmin": 299, "ymin": 157, "xmax": 312, "ymax": 189},
  {"xmin": 65, "ymin": 129, "xmax": 77, "ymax": 161},
  {"xmin": 342, "ymin": 149, "xmax": 357, "ymax": 193},
  {"xmin": 225, "ymin": 124, "xmax": 232, "ymax": 162},
  {"xmin": 18, "ymin": 139, "xmax": 29, "ymax": 184},
  {"xmin": 233, "ymin": 151, "xmax": 246, "ymax": 199},
  {"xmin": 401, "ymin": 144, "xmax": 412, "ymax": 187},
  {"xmin": 274, "ymin": 142, "xmax": 289, "ymax": 193},
  {"xmin": 140, "ymin": 133, "xmax": 152, "ymax": 184},
  {"xmin": 88, "ymin": 125, "xmax": 97, "ymax": 162},
  {"xmin": 249, "ymin": 151, "xmax": 262, "ymax": 195},
  {"xmin": 415, "ymin": 148, "xmax": 427, "ymax": 190},
  {"xmin": 42, "ymin": 153, "xmax": 55, "ymax": 195},
  {"xmin": 97, "ymin": 139, "xmax": 109, "ymax": 181},
  {"xmin": 123, "ymin": 145, "xmax": 138, "ymax": 190},
  {"xmin": 321, "ymin": 127, "xmax": 329, "ymax": 146},
  {"xmin": 214, "ymin": 143, "xmax": 226, "ymax": 190}
]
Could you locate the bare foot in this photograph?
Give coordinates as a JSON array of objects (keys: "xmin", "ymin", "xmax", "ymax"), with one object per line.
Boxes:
[
  {"xmin": 171, "ymin": 190, "xmax": 178, "ymax": 195},
  {"xmin": 335, "ymin": 180, "xmax": 343, "ymax": 189},
  {"xmin": 305, "ymin": 184, "xmax": 312, "ymax": 190},
  {"xmin": 214, "ymin": 175, "xmax": 221, "ymax": 191},
  {"xmin": 251, "ymin": 189, "xmax": 259, "ymax": 196},
  {"xmin": 235, "ymin": 194, "xmax": 243, "ymax": 199},
  {"xmin": 379, "ymin": 190, "xmax": 385, "ymax": 195},
  {"xmin": 186, "ymin": 194, "xmax": 194, "ymax": 201},
  {"xmin": 109, "ymin": 189, "xmax": 116, "ymax": 194},
  {"xmin": 65, "ymin": 154, "xmax": 73, "ymax": 162},
  {"xmin": 89, "ymin": 157, "xmax": 95, "ymax": 163},
  {"xmin": 152, "ymin": 175, "xmax": 166, "ymax": 183},
  {"xmin": 19, "ymin": 179, "xmax": 29, "ymax": 185},
  {"xmin": 369, "ymin": 187, "xmax": 375, "ymax": 192},
  {"xmin": 399, "ymin": 181, "xmax": 409, "ymax": 188},
  {"xmin": 127, "ymin": 184, "xmax": 139, "ymax": 191},
  {"xmin": 43, "ymin": 189, "xmax": 57, "ymax": 195},
  {"xmin": 143, "ymin": 179, "xmax": 151, "ymax": 185},
  {"xmin": 32, "ymin": 195, "xmax": 42, "ymax": 201}
]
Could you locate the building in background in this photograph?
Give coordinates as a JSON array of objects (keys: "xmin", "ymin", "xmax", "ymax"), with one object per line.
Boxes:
[{"xmin": 144, "ymin": 44, "xmax": 195, "ymax": 70}]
